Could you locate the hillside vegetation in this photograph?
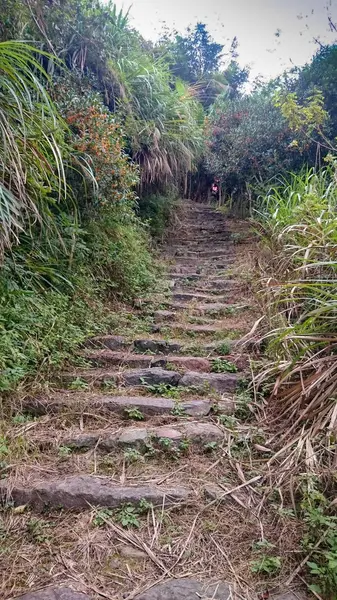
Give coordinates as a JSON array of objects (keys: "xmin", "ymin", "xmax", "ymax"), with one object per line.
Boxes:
[{"xmin": 1, "ymin": 3, "xmax": 337, "ymax": 597}]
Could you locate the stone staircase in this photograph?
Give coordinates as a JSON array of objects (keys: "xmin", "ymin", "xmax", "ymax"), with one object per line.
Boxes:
[{"xmin": 1, "ymin": 203, "xmax": 306, "ymax": 600}]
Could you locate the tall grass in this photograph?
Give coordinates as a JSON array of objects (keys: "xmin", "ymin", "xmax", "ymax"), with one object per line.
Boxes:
[{"xmin": 253, "ymin": 167, "xmax": 337, "ymax": 474}]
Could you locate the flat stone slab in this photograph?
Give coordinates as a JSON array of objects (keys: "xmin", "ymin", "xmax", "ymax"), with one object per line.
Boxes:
[
  {"xmin": 133, "ymin": 339, "xmax": 182, "ymax": 354},
  {"xmin": 169, "ymin": 302, "xmax": 233, "ymax": 315},
  {"xmin": 160, "ymin": 322, "xmax": 223, "ymax": 334},
  {"xmin": 134, "ymin": 579, "xmax": 231, "ymax": 600},
  {"xmin": 63, "ymin": 421, "xmax": 224, "ymax": 451},
  {"xmin": 22, "ymin": 394, "xmax": 212, "ymax": 418},
  {"xmin": 74, "ymin": 351, "xmax": 213, "ymax": 373},
  {"xmin": 84, "ymin": 335, "xmax": 130, "ymax": 351},
  {"xmin": 172, "ymin": 291, "xmax": 225, "ymax": 302},
  {"xmin": 0, "ymin": 476, "xmax": 189, "ymax": 510},
  {"xmin": 15, "ymin": 588, "xmax": 90, "ymax": 600},
  {"xmin": 152, "ymin": 356, "xmax": 211, "ymax": 372},
  {"xmin": 61, "ymin": 367, "xmax": 182, "ymax": 387},
  {"xmin": 82, "ymin": 350, "xmax": 153, "ymax": 368},
  {"xmin": 180, "ymin": 371, "xmax": 238, "ymax": 393}
]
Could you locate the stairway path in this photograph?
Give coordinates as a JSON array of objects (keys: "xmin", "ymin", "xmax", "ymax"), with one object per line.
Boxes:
[{"xmin": 1, "ymin": 203, "xmax": 306, "ymax": 600}]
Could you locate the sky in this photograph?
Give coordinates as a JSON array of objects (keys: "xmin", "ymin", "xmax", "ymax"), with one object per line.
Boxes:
[{"xmin": 114, "ymin": 0, "xmax": 337, "ymax": 81}]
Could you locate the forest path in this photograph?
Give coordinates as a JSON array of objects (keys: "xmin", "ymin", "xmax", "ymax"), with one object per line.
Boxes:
[{"xmin": 0, "ymin": 202, "xmax": 306, "ymax": 600}]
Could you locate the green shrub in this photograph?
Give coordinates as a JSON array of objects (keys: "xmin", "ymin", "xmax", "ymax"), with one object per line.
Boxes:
[
  {"xmin": 138, "ymin": 192, "xmax": 179, "ymax": 239},
  {"xmin": 86, "ymin": 203, "xmax": 157, "ymax": 301},
  {"xmin": 0, "ymin": 279, "xmax": 110, "ymax": 392}
]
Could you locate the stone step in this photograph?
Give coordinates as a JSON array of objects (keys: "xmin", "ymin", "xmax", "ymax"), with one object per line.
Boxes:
[
  {"xmin": 171, "ymin": 249, "xmax": 233, "ymax": 259},
  {"xmin": 171, "ymin": 257, "xmax": 233, "ymax": 267},
  {"xmin": 153, "ymin": 322, "xmax": 231, "ymax": 336},
  {"xmin": 22, "ymin": 392, "xmax": 214, "ymax": 418},
  {"xmin": 82, "ymin": 350, "xmax": 214, "ymax": 372},
  {"xmin": 56, "ymin": 421, "xmax": 226, "ymax": 452},
  {"xmin": 61, "ymin": 366, "xmax": 239, "ymax": 393},
  {"xmin": 0, "ymin": 476, "xmax": 189, "ymax": 510},
  {"xmin": 166, "ymin": 302, "xmax": 238, "ymax": 316},
  {"xmin": 172, "ymin": 291, "xmax": 228, "ymax": 302},
  {"xmin": 86, "ymin": 335, "xmax": 183, "ymax": 355}
]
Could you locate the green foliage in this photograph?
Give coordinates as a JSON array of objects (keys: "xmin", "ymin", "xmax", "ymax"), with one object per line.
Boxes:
[
  {"xmin": 138, "ymin": 192, "xmax": 179, "ymax": 239},
  {"xmin": 216, "ymin": 341, "xmax": 232, "ymax": 355},
  {"xmin": 255, "ymin": 167, "xmax": 337, "ymax": 413},
  {"xmin": 143, "ymin": 381, "xmax": 181, "ymax": 399},
  {"xmin": 206, "ymin": 89, "xmax": 296, "ymax": 202},
  {"xmin": 124, "ymin": 448, "xmax": 144, "ymax": 464},
  {"xmin": 211, "ymin": 358, "xmax": 238, "ymax": 373},
  {"xmin": 27, "ymin": 518, "xmax": 54, "ymax": 544},
  {"xmin": 0, "ymin": 40, "xmax": 69, "ymax": 251},
  {"xmin": 115, "ymin": 504, "xmax": 141, "ymax": 528},
  {"xmin": 123, "ymin": 407, "xmax": 144, "ymax": 421},
  {"xmin": 86, "ymin": 204, "xmax": 156, "ymax": 301},
  {"xmin": 274, "ymin": 89, "xmax": 329, "ymax": 148},
  {"xmin": 250, "ymin": 555, "xmax": 281, "ymax": 575},
  {"xmin": 295, "ymin": 44, "xmax": 337, "ymax": 141},
  {"xmin": 301, "ymin": 478, "xmax": 337, "ymax": 598},
  {"xmin": 0, "ymin": 285, "xmax": 105, "ymax": 391}
]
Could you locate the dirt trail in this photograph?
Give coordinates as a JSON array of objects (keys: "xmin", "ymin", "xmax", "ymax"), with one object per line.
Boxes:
[{"xmin": 0, "ymin": 203, "xmax": 306, "ymax": 600}]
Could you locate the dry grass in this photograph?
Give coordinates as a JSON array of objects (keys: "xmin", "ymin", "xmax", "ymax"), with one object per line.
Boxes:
[{"xmin": 0, "ymin": 426, "xmax": 304, "ymax": 600}]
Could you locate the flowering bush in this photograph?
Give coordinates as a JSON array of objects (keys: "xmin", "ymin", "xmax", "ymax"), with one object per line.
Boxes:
[{"xmin": 55, "ymin": 79, "xmax": 139, "ymax": 207}]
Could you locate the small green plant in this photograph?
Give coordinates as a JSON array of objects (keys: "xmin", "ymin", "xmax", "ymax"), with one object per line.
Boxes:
[
  {"xmin": 93, "ymin": 508, "xmax": 113, "ymax": 527},
  {"xmin": 158, "ymin": 437, "xmax": 174, "ymax": 450},
  {"xmin": 178, "ymin": 438, "xmax": 190, "ymax": 454},
  {"xmin": 211, "ymin": 358, "xmax": 238, "ymax": 373},
  {"xmin": 204, "ymin": 441, "xmax": 218, "ymax": 453},
  {"xmin": 170, "ymin": 402, "xmax": 186, "ymax": 417},
  {"xmin": 123, "ymin": 447, "xmax": 144, "ymax": 463},
  {"xmin": 143, "ymin": 380, "xmax": 181, "ymax": 399},
  {"xmin": 218, "ymin": 414, "xmax": 239, "ymax": 429},
  {"xmin": 234, "ymin": 389, "xmax": 253, "ymax": 420},
  {"xmin": 301, "ymin": 478, "xmax": 337, "ymax": 597},
  {"xmin": 124, "ymin": 406, "xmax": 144, "ymax": 421},
  {"xmin": 27, "ymin": 518, "xmax": 54, "ymax": 543},
  {"xmin": 69, "ymin": 377, "xmax": 89, "ymax": 390},
  {"xmin": 217, "ymin": 341, "xmax": 231, "ymax": 355},
  {"xmin": 115, "ymin": 504, "xmax": 140, "ymax": 528},
  {"xmin": 250, "ymin": 555, "xmax": 281, "ymax": 575},
  {"xmin": 12, "ymin": 414, "xmax": 34, "ymax": 424},
  {"xmin": 58, "ymin": 445, "xmax": 72, "ymax": 458}
]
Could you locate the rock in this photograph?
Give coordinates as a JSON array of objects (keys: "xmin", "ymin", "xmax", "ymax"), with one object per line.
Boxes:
[
  {"xmin": 0, "ymin": 476, "xmax": 190, "ymax": 510},
  {"xmin": 134, "ymin": 579, "xmax": 231, "ymax": 600},
  {"xmin": 84, "ymin": 335, "xmax": 129, "ymax": 351},
  {"xmin": 172, "ymin": 291, "xmax": 215, "ymax": 302},
  {"xmin": 179, "ymin": 371, "xmax": 238, "ymax": 393},
  {"xmin": 133, "ymin": 339, "xmax": 182, "ymax": 354},
  {"xmin": 122, "ymin": 367, "xmax": 181, "ymax": 387},
  {"xmin": 63, "ymin": 421, "xmax": 221, "ymax": 452},
  {"xmin": 14, "ymin": 587, "xmax": 91, "ymax": 600},
  {"xmin": 82, "ymin": 351, "xmax": 152, "ymax": 369},
  {"xmin": 180, "ymin": 399, "xmax": 212, "ymax": 416},
  {"xmin": 117, "ymin": 428, "xmax": 149, "ymax": 446},
  {"xmin": 183, "ymin": 422, "xmax": 223, "ymax": 443},
  {"xmin": 152, "ymin": 356, "xmax": 211, "ymax": 372},
  {"xmin": 216, "ymin": 397, "xmax": 236, "ymax": 414}
]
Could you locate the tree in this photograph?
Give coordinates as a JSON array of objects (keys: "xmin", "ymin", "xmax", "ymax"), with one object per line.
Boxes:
[
  {"xmin": 167, "ymin": 23, "xmax": 224, "ymax": 83},
  {"xmin": 205, "ymin": 89, "xmax": 298, "ymax": 199},
  {"xmin": 294, "ymin": 44, "xmax": 337, "ymax": 140}
]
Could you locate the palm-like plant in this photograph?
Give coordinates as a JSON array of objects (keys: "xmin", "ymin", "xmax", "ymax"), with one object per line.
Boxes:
[{"xmin": 0, "ymin": 40, "xmax": 67, "ymax": 253}]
